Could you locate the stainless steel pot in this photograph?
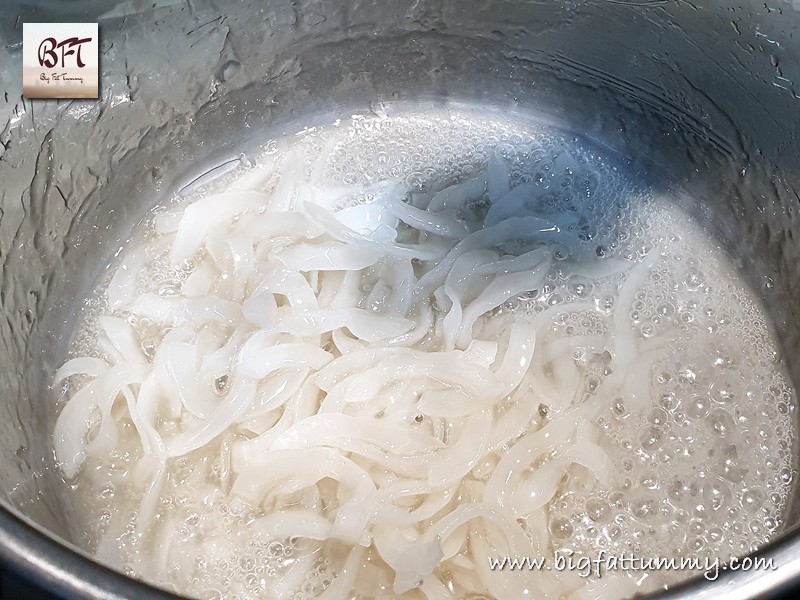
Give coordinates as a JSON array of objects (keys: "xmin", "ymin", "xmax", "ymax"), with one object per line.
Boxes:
[{"xmin": 2, "ymin": 0, "xmax": 800, "ymax": 598}]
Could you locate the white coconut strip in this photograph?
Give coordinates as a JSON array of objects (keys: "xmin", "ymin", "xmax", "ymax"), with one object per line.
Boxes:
[
  {"xmin": 152, "ymin": 341, "xmax": 217, "ymax": 418},
  {"xmin": 169, "ymin": 191, "xmax": 271, "ymax": 263},
  {"xmin": 53, "ymin": 364, "xmax": 147, "ymax": 478},
  {"xmin": 98, "ymin": 315, "xmax": 149, "ymax": 366},
  {"xmin": 456, "ymin": 264, "xmax": 549, "ymax": 349},
  {"xmin": 418, "ymin": 216, "xmax": 572, "ymax": 292},
  {"xmin": 250, "ymin": 510, "xmax": 333, "ymax": 541},
  {"xmin": 246, "ymin": 368, "xmax": 308, "ymax": 418},
  {"xmin": 163, "ymin": 377, "xmax": 258, "ymax": 457},
  {"xmin": 231, "ymin": 447, "xmax": 375, "ymax": 508},
  {"xmin": 277, "ymin": 241, "xmax": 383, "ymax": 271},
  {"xmin": 131, "ymin": 294, "xmax": 242, "ymax": 327},
  {"xmin": 426, "ymin": 173, "xmax": 488, "ymax": 213},
  {"xmin": 611, "ymin": 248, "xmax": 660, "ymax": 368},
  {"xmin": 52, "ymin": 357, "xmax": 109, "ymax": 385},
  {"xmin": 276, "ymin": 308, "xmax": 413, "ymax": 343},
  {"xmin": 235, "ymin": 340, "xmax": 332, "ymax": 380},
  {"xmin": 239, "ymin": 211, "xmax": 323, "ymax": 243},
  {"xmin": 241, "ymin": 290, "xmax": 278, "ymax": 328},
  {"xmin": 303, "ymin": 202, "xmax": 449, "ymax": 261},
  {"xmin": 427, "ymin": 410, "xmax": 492, "ymax": 486},
  {"xmin": 106, "ymin": 242, "xmax": 148, "ymax": 309},
  {"xmin": 484, "ymin": 401, "xmax": 599, "ymax": 509},
  {"xmin": 384, "ymin": 195, "xmax": 471, "ymax": 240},
  {"xmin": 486, "ymin": 152, "xmax": 511, "ymax": 201}
]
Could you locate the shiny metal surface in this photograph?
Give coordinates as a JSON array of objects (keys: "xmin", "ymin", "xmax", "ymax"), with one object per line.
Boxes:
[{"xmin": 1, "ymin": 0, "xmax": 800, "ymax": 597}]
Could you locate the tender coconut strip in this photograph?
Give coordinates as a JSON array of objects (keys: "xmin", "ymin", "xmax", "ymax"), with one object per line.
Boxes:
[
  {"xmin": 321, "ymin": 351, "xmax": 505, "ymax": 414},
  {"xmin": 463, "ymin": 339, "xmax": 498, "ymax": 368},
  {"xmin": 484, "ymin": 183, "xmax": 586, "ymax": 229},
  {"xmin": 303, "ymin": 202, "xmax": 450, "ymax": 261},
  {"xmin": 131, "ymin": 294, "xmax": 242, "ymax": 327},
  {"xmin": 235, "ymin": 339, "xmax": 332, "ymax": 380},
  {"xmin": 239, "ymin": 210, "xmax": 323, "ymax": 243},
  {"xmin": 317, "ymin": 546, "xmax": 367, "ymax": 600},
  {"xmin": 270, "ymin": 413, "xmax": 444, "ymax": 455},
  {"xmin": 169, "ymin": 191, "xmax": 271, "ymax": 263},
  {"xmin": 231, "ymin": 447, "xmax": 375, "ymax": 510},
  {"xmin": 426, "ymin": 173, "xmax": 488, "ymax": 213},
  {"xmin": 611, "ymin": 247, "xmax": 660, "ymax": 368},
  {"xmin": 385, "ymin": 296, "xmax": 435, "ymax": 347},
  {"xmin": 265, "ymin": 147, "xmax": 305, "ymax": 211},
  {"xmin": 261, "ymin": 414, "xmax": 443, "ymax": 478},
  {"xmin": 509, "ymin": 459, "xmax": 569, "ymax": 516},
  {"xmin": 383, "ymin": 258, "xmax": 417, "ymax": 315},
  {"xmin": 52, "ymin": 356, "xmax": 109, "ymax": 384},
  {"xmin": 276, "ymin": 308, "xmax": 413, "ymax": 343},
  {"xmin": 55, "ymin": 143, "xmax": 680, "ymax": 599},
  {"xmin": 331, "ymin": 200, "xmax": 400, "ymax": 244},
  {"xmin": 313, "ymin": 347, "xmax": 404, "ymax": 391},
  {"xmin": 226, "ymin": 232, "xmax": 257, "ymax": 302},
  {"xmin": 484, "ymin": 401, "xmax": 600, "ymax": 510},
  {"xmin": 456, "ymin": 263, "xmax": 550, "ymax": 349},
  {"xmin": 420, "ymin": 575, "xmax": 455, "ymax": 600},
  {"xmin": 241, "ymin": 290, "xmax": 278, "ymax": 328},
  {"xmin": 383, "ymin": 194, "xmax": 472, "ymax": 240},
  {"xmin": 106, "ymin": 242, "xmax": 149, "ymax": 309},
  {"xmin": 125, "ymin": 377, "xmax": 167, "ymax": 531},
  {"xmin": 328, "ymin": 269, "xmax": 362, "ymax": 309},
  {"xmin": 331, "ymin": 327, "xmax": 366, "ymax": 354},
  {"xmin": 164, "ymin": 377, "xmax": 258, "ymax": 457},
  {"xmin": 618, "ymin": 348, "xmax": 659, "ymax": 413},
  {"xmin": 427, "ymin": 410, "xmax": 492, "ymax": 486},
  {"xmin": 372, "ymin": 526, "xmax": 444, "ymax": 595},
  {"xmin": 250, "ymin": 510, "xmax": 333, "ymax": 541},
  {"xmin": 417, "ymin": 389, "xmax": 488, "ymax": 418},
  {"xmin": 200, "ymin": 326, "xmax": 255, "ymax": 381},
  {"xmin": 295, "ymin": 181, "xmax": 359, "ymax": 212},
  {"xmin": 152, "ymin": 341, "xmax": 218, "ymax": 418},
  {"xmin": 377, "ymin": 503, "xmax": 534, "ymax": 595},
  {"xmin": 98, "ymin": 315, "xmax": 149, "ymax": 366},
  {"xmin": 53, "ymin": 363, "xmax": 147, "ymax": 477},
  {"xmin": 418, "ymin": 216, "xmax": 571, "ymax": 292},
  {"xmin": 486, "ymin": 152, "xmax": 512, "ymax": 201},
  {"xmin": 487, "ymin": 380, "xmax": 540, "ymax": 452},
  {"xmin": 562, "ymin": 438, "xmax": 612, "ymax": 486},
  {"xmin": 233, "ymin": 380, "xmax": 321, "ymax": 461},
  {"xmin": 374, "ymin": 482, "xmax": 456, "ymax": 526},
  {"xmin": 365, "ymin": 278, "xmax": 392, "ymax": 312},
  {"xmin": 277, "ymin": 241, "xmax": 383, "ymax": 271},
  {"xmin": 420, "ymin": 504, "xmax": 535, "ymax": 555},
  {"xmin": 440, "ymin": 250, "xmax": 500, "ymax": 349},
  {"xmin": 257, "ymin": 265, "xmax": 319, "ymax": 311},
  {"xmin": 245, "ymin": 368, "xmax": 307, "ymax": 418},
  {"xmin": 181, "ymin": 260, "xmax": 217, "ymax": 297}
]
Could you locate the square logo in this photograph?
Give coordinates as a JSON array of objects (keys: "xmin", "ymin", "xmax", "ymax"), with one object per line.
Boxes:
[{"xmin": 23, "ymin": 23, "xmax": 99, "ymax": 99}]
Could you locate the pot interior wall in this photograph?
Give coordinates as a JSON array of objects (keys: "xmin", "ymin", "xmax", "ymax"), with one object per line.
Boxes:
[{"xmin": 1, "ymin": 0, "xmax": 800, "ymax": 589}]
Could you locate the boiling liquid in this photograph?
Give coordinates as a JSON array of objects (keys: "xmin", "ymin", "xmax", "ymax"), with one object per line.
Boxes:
[{"xmin": 59, "ymin": 108, "xmax": 795, "ymax": 599}]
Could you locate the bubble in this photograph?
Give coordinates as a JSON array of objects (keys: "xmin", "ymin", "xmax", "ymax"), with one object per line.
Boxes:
[
  {"xmin": 687, "ymin": 395, "xmax": 712, "ymax": 419},
  {"xmin": 707, "ymin": 408, "xmax": 737, "ymax": 437},
  {"xmin": 550, "ymin": 517, "xmax": 574, "ymax": 539}
]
